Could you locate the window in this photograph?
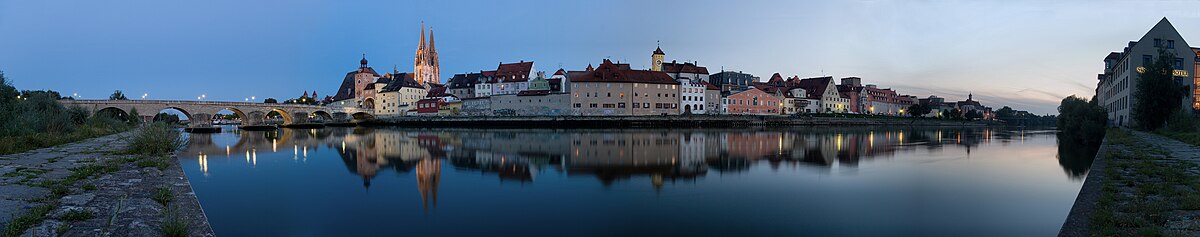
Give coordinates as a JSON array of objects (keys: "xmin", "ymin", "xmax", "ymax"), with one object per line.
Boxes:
[
  {"xmin": 1154, "ymin": 38, "xmax": 1162, "ymax": 47},
  {"xmin": 643, "ymin": 103, "xmax": 649, "ymax": 108},
  {"xmin": 1144, "ymin": 55, "xmax": 1153, "ymax": 65},
  {"xmin": 619, "ymin": 103, "xmax": 626, "ymax": 108},
  {"xmin": 590, "ymin": 103, "xmax": 598, "ymax": 108},
  {"xmin": 633, "ymin": 103, "xmax": 640, "ymax": 108},
  {"xmin": 1169, "ymin": 40, "xmax": 1176, "ymax": 49}
]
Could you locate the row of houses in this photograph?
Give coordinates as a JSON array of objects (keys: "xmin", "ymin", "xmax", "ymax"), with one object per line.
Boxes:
[{"xmin": 325, "ymin": 47, "xmax": 994, "ymax": 118}]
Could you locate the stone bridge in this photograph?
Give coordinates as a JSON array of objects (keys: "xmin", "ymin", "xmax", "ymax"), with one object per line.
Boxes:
[{"xmin": 59, "ymin": 99, "xmax": 373, "ymax": 127}]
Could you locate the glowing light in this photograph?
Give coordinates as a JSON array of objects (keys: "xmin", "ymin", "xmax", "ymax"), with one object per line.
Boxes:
[
  {"xmin": 252, "ymin": 149, "xmax": 257, "ymax": 167},
  {"xmin": 198, "ymin": 152, "xmax": 208, "ymax": 176},
  {"xmin": 303, "ymin": 146, "xmax": 308, "ymax": 158},
  {"xmin": 225, "ymin": 146, "xmax": 230, "ymax": 157},
  {"xmin": 272, "ymin": 139, "xmax": 277, "ymax": 152}
]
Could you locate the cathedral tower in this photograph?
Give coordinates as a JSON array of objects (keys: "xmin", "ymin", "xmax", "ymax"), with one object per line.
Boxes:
[{"xmin": 414, "ymin": 22, "xmax": 441, "ymax": 85}]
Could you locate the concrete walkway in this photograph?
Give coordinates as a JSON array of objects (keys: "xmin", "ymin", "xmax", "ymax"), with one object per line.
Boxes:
[
  {"xmin": 1130, "ymin": 130, "xmax": 1200, "ymax": 165},
  {"xmin": 0, "ymin": 132, "xmax": 212, "ymax": 236}
]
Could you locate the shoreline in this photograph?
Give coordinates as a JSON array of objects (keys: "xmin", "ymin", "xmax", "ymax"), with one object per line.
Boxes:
[
  {"xmin": 363, "ymin": 115, "xmax": 994, "ymax": 128},
  {"xmin": 0, "ymin": 131, "xmax": 213, "ymax": 236},
  {"xmin": 1058, "ymin": 133, "xmax": 1110, "ymax": 236}
]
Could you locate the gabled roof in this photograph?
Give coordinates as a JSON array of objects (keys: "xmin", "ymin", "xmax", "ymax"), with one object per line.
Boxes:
[
  {"xmin": 425, "ymin": 86, "xmax": 449, "ymax": 98},
  {"xmin": 700, "ymin": 81, "xmax": 720, "ymax": 90},
  {"xmin": 553, "ymin": 69, "xmax": 566, "ymax": 76},
  {"xmin": 661, "ymin": 61, "xmax": 709, "ymax": 74},
  {"xmin": 569, "ymin": 59, "xmax": 679, "ymax": 85},
  {"xmin": 447, "ymin": 73, "xmax": 482, "ymax": 89},
  {"xmin": 381, "ymin": 73, "xmax": 424, "ymax": 92},
  {"xmin": 796, "ymin": 76, "xmax": 834, "ymax": 99},
  {"xmin": 653, "ymin": 47, "xmax": 664, "ymax": 55},
  {"xmin": 495, "ymin": 61, "xmax": 534, "ymax": 82},
  {"xmin": 767, "ymin": 73, "xmax": 786, "ymax": 85},
  {"xmin": 331, "ymin": 72, "xmax": 357, "ymax": 101}
]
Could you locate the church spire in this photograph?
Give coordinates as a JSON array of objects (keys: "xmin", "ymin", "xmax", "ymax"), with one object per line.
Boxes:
[
  {"xmin": 429, "ymin": 28, "xmax": 436, "ymax": 53},
  {"xmin": 418, "ymin": 22, "xmax": 426, "ymax": 50}
]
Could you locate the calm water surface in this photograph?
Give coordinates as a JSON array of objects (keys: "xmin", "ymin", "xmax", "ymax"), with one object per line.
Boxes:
[{"xmin": 178, "ymin": 126, "xmax": 1097, "ymax": 236}]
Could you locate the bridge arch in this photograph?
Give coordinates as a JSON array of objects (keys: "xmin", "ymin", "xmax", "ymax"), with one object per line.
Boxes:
[
  {"xmin": 351, "ymin": 112, "xmax": 375, "ymax": 120},
  {"xmin": 311, "ymin": 111, "xmax": 334, "ymax": 123},
  {"xmin": 268, "ymin": 109, "xmax": 294, "ymax": 125},
  {"xmin": 153, "ymin": 107, "xmax": 194, "ymax": 124},
  {"xmin": 95, "ymin": 107, "xmax": 130, "ymax": 121}
]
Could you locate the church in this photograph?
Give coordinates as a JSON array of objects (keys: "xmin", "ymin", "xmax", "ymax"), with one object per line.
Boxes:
[{"xmin": 328, "ymin": 22, "xmax": 442, "ymax": 115}]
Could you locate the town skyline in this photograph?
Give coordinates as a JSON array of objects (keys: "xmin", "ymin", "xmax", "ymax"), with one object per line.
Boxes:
[{"xmin": 2, "ymin": 1, "xmax": 1198, "ymax": 114}]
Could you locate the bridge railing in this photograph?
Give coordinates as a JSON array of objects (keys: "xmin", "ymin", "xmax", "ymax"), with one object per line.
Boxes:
[{"xmin": 59, "ymin": 99, "xmax": 327, "ymax": 108}]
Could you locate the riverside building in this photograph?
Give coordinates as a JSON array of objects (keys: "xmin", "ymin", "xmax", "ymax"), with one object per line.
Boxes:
[{"xmin": 1096, "ymin": 18, "xmax": 1197, "ymax": 127}]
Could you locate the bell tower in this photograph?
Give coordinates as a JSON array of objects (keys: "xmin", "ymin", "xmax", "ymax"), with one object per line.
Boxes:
[{"xmin": 651, "ymin": 42, "xmax": 665, "ymax": 71}]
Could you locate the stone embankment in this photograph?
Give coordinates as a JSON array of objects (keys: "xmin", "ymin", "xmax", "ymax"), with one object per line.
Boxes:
[
  {"xmin": 0, "ymin": 132, "xmax": 212, "ymax": 237},
  {"xmin": 368, "ymin": 115, "xmax": 991, "ymax": 128},
  {"xmin": 1060, "ymin": 130, "xmax": 1200, "ymax": 236}
]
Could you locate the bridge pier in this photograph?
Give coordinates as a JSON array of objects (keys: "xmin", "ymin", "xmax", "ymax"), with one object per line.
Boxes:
[{"xmin": 185, "ymin": 113, "xmax": 221, "ymax": 133}]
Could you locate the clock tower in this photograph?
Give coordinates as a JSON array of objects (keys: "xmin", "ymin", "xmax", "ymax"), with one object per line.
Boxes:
[{"xmin": 651, "ymin": 46, "xmax": 665, "ymax": 71}]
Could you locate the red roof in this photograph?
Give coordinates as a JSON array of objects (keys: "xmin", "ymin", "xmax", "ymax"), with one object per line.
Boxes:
[
  {"xmin": 553, "ymin": 69, "xmax": 566, "ymax": 76},
  {"xmin": 700, "ymin": 81, "xmax": 720, "ymax": 90},
  {"xmin": 796, "ymin": 76, "xmax": 834, "ymax": 99},
  {"xmin": 653, "ymin": 47, "xmax": 665, "ymax": 55},
  {"xmin": 569, "ymin": 59, "xmax": 679, "ymax": 85},
  {"xmin": 767, "ymin": 73, "xmax": 785, "ymax": 85},
  {"xmin": 495, "ymin": 61, "xmax": 534, "ymax": 82}
]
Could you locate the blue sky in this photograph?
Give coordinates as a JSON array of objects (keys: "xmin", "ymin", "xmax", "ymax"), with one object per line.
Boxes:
[{"xmin": 2, "ymin": 0, "xmax": 1199, "ymax": 114}]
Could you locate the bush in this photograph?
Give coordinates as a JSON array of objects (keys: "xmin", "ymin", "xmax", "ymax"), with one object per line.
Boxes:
[{"xmin": 125, "ymin": 123, "xmax": 183, "ymax": 156}]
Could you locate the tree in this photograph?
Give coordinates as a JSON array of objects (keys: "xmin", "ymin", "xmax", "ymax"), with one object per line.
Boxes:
[
  {"xmin": 0, "ymin": 70, "xmax": 17, "ymax": 105},
  {"xmin": 264, "ymin": 98, "xmax": 278, "ymax": 104},
  {"xmin": 109, "ymin": 90, "xmax": 128, "ymax": 100},
  {"xmin": 1058, "ymin": 95, "xmax": 1108, "ymax": 144},
  {"xmin": 907, "ymin": 103, "xmax": 932, "ymax": 117},
  {"xmin": 127, "ymin": 107, "xmax": 141, "ymax": 125},
  {"xmin": 965, "ymin": 110, "xmax": 983, "ymax": 120},
  {"xmin": 1132, "ymin": 49, "xmax": 1188, "ymax": 130},
  {"xmin": 948, "ymin": 108, "xmax": 963, "ymax": 120},
  {"xmin": 996, "ymin": 106, "xmax": 1015, "ymax": 119}
]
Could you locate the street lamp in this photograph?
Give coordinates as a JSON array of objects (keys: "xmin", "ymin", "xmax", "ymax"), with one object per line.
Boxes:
[{"xmin": 142, "ymin": 93, "xmax": 148, "ymax": 100}]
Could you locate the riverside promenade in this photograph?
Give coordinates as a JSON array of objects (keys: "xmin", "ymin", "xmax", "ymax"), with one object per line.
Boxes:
[
  {"xmin": 1060, "ymin": 130, "xmax": 1200, "ymax": 236},
  {"xmin": 0, "ymin": 132, "xmax": 212, "ymax": 236}
]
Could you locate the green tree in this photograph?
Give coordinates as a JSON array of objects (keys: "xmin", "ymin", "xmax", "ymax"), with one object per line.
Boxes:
[
  {"xmin": 995, "ymin": 106, "xmax": 1015, "ymax": 119},
  {"xmin": 127, "ymin": 107, "xmax": 141, "ymax": 125},
  {"xmin": 965, "ymin": 110, "xmax": 983, "ymax": 120},
  {"xmin": 1132, "ymin": 49, "xmax": 1188, "ymax": 130},
  {"xmin": 0, "ymin": 70, "xmax": 17, "ymax": 105},
  {"xmin": 263, "ymin": 98, "xmax": 278, "ymax": 104},
  {"xmin": 907, "ymin": 103, "xmax": 932, "ymax": 117},
  {"xmin": 1057, "ymin": 95, "xmax": 1108, "ymax": 144},
  {"xmin": 109, "ymin": 90, "xmax": 128, "ymax": 100}
]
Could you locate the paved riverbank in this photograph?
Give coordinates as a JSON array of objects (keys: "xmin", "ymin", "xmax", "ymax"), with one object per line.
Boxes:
[
  {"xmin": 369, "ymin": 115, "xmax": 991, "ymax": 128},
  {"xmin": 0, "ymin": 132, "xmax": 213, "ymax": 236},
  {"xmin": 1059, "ymin": 129, "xmax": 1200, "ymax": 236}
]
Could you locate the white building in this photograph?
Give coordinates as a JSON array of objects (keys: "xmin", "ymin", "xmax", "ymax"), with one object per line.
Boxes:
[
  {"xmin": 679, "ymin": 78, "xmax": 707, "ymax": 114},
  {"xmin": 1096, "ymin": 18, "xmax": 1197, "ymax": 127}
]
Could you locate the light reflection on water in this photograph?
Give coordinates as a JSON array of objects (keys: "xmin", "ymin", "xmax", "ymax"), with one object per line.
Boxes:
[{"xmin": 179, "ymin": 126, "xmax": 1096, "ymax": 236}]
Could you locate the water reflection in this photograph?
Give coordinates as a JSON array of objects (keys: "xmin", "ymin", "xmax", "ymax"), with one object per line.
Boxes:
[
  {"xmin": 183, "ymin": 127, "xmax": 1094, "ymax": 198},
  {"xmin": 180, "ymin": 126, "xmax": 1098, "ymax": 236}
]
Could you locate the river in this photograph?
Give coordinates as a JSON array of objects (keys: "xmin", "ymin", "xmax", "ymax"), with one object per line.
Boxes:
[{"xmin": 177, "ymin": 126, "xmax": 1096, "ymax": 236}]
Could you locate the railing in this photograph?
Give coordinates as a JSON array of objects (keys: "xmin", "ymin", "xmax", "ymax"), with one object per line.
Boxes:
[{"xmin": 59, "ymin": 99, "xmax": 327, "ymax": 108}]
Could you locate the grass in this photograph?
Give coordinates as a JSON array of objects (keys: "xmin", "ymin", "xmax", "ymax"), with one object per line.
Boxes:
[
  {"xmin": 0, "ymin": 118, "xmax": 131, "ymax": 155},
  {"xmin": 123, "ymin": 123, "xmax": 182, "ymax": 156},
  {"xmin": 60, "ymin": 209, "xmax": 94, "ymax": 222},
  {"xmin": 82, "ymin": 183, "xmax": 96, "ymax": 191},
  {"xmin": 2, "ymin": 205, "xmax": 53, "ymax": 237},
  {"xmin": 161, "ymin": 205, "xmax": 189, "ymax": 237},
  {"xmin": 152, "ymin": 187, "xmax": 174, "ymax": 206},
  {"xmin": 136, "ymin": 157, "xmax": 170, "ymax": 170},
  {"xmin": 1089, "ymin": 128, "xmax": 1200, "ymax": 236}
]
